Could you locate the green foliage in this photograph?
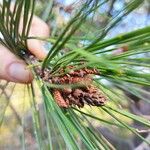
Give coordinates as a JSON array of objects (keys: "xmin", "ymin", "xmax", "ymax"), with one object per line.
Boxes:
[
  {"xmin": 0, "ymin": 0, "xmax": 150, "ymax": 149},
  {"xmin": 0, "ymin": 0, "xmax": 35, "ymax": 56}
]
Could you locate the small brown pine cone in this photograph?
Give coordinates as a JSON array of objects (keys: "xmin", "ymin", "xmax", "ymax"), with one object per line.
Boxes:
[{"xmin": 53, "ymin": 90, "xmax": 69, "ymax": 108}]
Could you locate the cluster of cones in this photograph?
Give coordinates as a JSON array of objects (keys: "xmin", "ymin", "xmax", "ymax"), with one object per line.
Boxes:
[{"xmin": 40, "ymin": 65, "xmax": 107, "ymax": 108}]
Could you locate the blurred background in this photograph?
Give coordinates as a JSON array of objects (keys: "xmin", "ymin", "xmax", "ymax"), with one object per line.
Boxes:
[{"xmin": 0, "ymin": 0, "xmax": 150, "ymax": 149}]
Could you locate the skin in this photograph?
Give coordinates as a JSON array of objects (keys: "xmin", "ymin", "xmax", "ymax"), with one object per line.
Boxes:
[{"xmin": 0, "ymin": 16, "xmax": 50, "ymax": 84}]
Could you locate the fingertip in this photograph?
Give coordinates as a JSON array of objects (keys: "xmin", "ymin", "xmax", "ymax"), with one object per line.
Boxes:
[
  {"xmin": 27, "ymin": 39, "xmax": 47, "ymax": 60},
  {"xmin": 27, "ymin": 16, "xmax": 50, "ymax": 60},
  {"xmin": 0, "ymin": 45, "xmax": 33, "ymax": 84},
  {"xmin": 6, "ymin": 61, "xmax": 34, "ymax": 84}
]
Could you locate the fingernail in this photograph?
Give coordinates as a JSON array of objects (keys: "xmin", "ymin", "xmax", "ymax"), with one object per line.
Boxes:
[{"xmin": 8, "ymin": 62, "xmax": 33, "ymax": 83}]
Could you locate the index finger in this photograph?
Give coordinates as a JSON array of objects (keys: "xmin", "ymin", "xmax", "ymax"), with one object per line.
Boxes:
[{"xmin": 27, "ymin": 16, "xmax": 50, "ymax": 60}]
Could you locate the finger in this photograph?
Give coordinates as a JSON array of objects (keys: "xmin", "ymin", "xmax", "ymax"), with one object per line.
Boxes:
[
  {"xmin": 27, "ymin": 37, "xmax": 47, "ymax": 60},
  {"xmin": 10, "ymin": 4, "xmax": 50, "ymax": 59},
  {"xmin": 0, "ymin": 45, "xmax": 33, "ymax": 83},
  {"xmin": 27, "ymin": 16, "xmax": 50, "ymax": 60}
]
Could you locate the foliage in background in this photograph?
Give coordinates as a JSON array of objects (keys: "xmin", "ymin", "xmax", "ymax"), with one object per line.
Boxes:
[{"xmin": 0, "ymin": 0, "xmax": 150, "ymax": 149}]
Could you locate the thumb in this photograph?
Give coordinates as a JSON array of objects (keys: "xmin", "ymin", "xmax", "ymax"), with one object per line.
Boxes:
[{"xmin": 0, "ymin": 45, "xmax": 33, "ymax": 83}]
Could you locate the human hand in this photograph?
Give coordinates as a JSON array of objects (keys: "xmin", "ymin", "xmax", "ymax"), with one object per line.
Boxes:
[{"xmin": 0, "ymin": 16, "xmax": 50, "ymax": 83}]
